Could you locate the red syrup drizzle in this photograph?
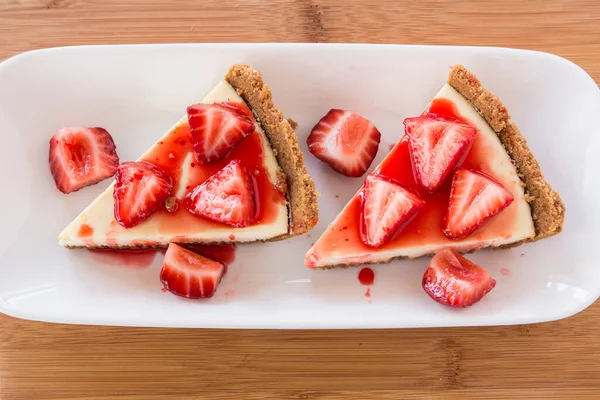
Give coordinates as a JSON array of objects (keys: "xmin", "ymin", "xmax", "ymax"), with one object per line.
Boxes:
[
  {"xmin": 89, "ymin": 244, "xmax": 237, "ymax": 272},
  {"xmin": 89, "ymin": 249, "xmax": 158, "ymax": 269},
  {"xmin": 77, "ymin": 224, "xmax": 94, "ymax": 237},
  {"xmin": 358, "ymin": 267, "xmax": 375, "ymax": 298},
  {"xmin": 358, "ymin": 267, "xmax": 375, "ymax": 285}
]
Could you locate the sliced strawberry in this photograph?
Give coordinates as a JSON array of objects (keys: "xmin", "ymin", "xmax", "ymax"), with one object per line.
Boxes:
[
  {"xmin": 184, "ymin": 159, "xmax": 256, "ymax": 227},
  {"xmin": 49, "ymin": 127, "xmax": 119, "ymax": 194},
  {"xmin": 422, "ymin": 248, "xmax": 496, "ymax": 307},
  {"xmin": 187, "ymin": 102, "xmax": 256, "ymax": 163},
  {"xmin": 113, "ymin": 161, "xmax": 173, "ymax": 228},
  {"xmin": 404, "ymin": 116, "xmax": 477, "ymax": 192},
  {"xmin": 444, "ymin": 169, "xmax": 514, "ymax": 239},
  {"xmin": 361, "ymin": 174, "xmax": 425, "ymax": 248},
  {"xmin": 160, "ymin": 243, "xmax": 225, "ymax": 299},
  {"xmin": 307, "ymin": 109, "xmax": 381, "ymax": 177}
]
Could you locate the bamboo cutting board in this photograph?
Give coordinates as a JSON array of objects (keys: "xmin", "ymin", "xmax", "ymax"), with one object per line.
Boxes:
[{"xmin": 0, "ymin": 1, "xmax": 599, "ymax": 399}]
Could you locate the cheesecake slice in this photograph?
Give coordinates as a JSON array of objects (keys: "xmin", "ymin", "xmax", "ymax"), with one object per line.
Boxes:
[
  {"xmin": 305, "ymin": 65, "xmax": 564, "ymax": 269},
  {"xmin": 59, "ymin": 64, "xmax": 318, "ymax": 248}
]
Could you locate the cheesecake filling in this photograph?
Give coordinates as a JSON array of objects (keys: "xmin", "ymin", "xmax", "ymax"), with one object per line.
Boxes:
[
  {"xmin": 59, "ymin": 81, "xmax": 289, "ymax": 248},
  {"xmin": 306, "ymin": 84, "xmax": 535, "ymax": 268}
]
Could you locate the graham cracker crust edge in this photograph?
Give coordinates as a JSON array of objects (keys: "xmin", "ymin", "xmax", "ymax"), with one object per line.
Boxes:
[{"xmin": 226, "ymin": 64, "xmax": 319, "ymax": 237}]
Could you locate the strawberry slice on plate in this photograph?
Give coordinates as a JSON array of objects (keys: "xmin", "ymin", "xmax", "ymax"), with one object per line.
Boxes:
[
  {"xmin": 160, "ymin": 243, "xmax": 225, "ymax": 299},
  {"xmin": 49, "ymin": 127, "xmax": 119, "ymax": 194},
  {"xmin": 187, "ymin": 102, "xmax": 256, "ymax": 163},
  {"xmin": 444, "ymin": 169, "xmax": 514, "ymax": 239},
  {"xmin": 404, "ymin": 115, "xmax": 477, "ymax": 192},
  {"xmin": 113, "ymin": 161, "xmax": 173, "ymax": 228},
  {"xmin": 422, "ymin": 248, "xmax": 496, "ymax": 307},
  {"xmin": 307, "ymin": 109, "xmax": 381, "ymax": 177},
  {"xmin": 361, "ymin": 174, "xmax": 425, "ymax": 248},
  {"xmin": 184, "ymin": 159, "xmax": 256, "ymax": 227}
]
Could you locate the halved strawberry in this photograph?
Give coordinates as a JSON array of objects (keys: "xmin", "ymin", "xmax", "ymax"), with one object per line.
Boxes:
[
  {"xmin": 444, "ymin": 169, "xmax": 514, "ymax": 239},
  {"xmin": 49, "ymin": 127, "xmax": 119, "ymax": 194},
  {"xmin": 187, "ymin": 102, "xmax": 256, "ymax": 163},
  {"xmin": 113, "ymin": 161, "xmax": 173, "ymax": 228},
  {"xmin": 307, "ymin": 109, "xmax": 381, "ymax": 177},
  {"xmin": 361, "ymin": 174, "xmax": 425, "ymax": 248},
  {"xmin": 404, "ymin": 116, "xmax": 477, "ymax": 192},
  {"xmin": 422, "ymin": 248, "xmax": 496, "ymax": 307},
  {"xmin": 160, "ymin": 243, "xmax": 225, "ymax": 299},
  {"xmin": 184, "ymin": 159, "xmax": 256, "ymax": 227}
]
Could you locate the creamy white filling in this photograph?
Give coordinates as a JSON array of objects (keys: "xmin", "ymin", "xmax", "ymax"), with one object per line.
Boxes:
[
  {"xmin": 58, "ymin": 81, "xmax": 288, "ymax": 247},
  {"xmin": 309, "ymin": 84, "xmax": 536, "ymax": 268}
]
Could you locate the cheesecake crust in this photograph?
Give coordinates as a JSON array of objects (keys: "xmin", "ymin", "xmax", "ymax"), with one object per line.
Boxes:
[
  {"xmin": 226, "ymin": 64, "xmax": 319, "ymax": 236},
  {"xmin": 448, "ymin": 64, "xmax": 565, "ymax": 241}
]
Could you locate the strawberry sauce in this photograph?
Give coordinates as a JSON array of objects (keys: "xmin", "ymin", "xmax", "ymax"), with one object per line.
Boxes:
[
  {"xmin": 89, "ymin": 244, "xmax": 237, "ymax": 270},
  {"xmin": 358, "ymin": 267, "xmax": 375, "ymax": 299},
  {"xmin": 77, "ymin": 224, "xmax": 94, "ymax": 237},
  {"xmin": 89, "ymin": 249, "xmax": 157, "ymax": 268},
  {"xmin": 308, "ymin": 98, "xmax": 520, "ymax": 266},
  {"xmin": 358, "ymin": 267, "xmax": 375, "ymax": 286},
  {"xmin": 137, "ymin": 106, "xmax": 285, "ymax": 235}
]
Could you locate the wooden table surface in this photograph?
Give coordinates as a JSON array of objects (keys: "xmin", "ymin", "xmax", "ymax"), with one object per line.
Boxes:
[{"xmin": 1, "ymin": 1, "xmax": 599, "ymax": 399}]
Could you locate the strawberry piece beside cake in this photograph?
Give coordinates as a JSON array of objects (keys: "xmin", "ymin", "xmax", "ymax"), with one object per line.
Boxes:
[
  {"xmin": 160, "ymin": 243, "xmax": 225, "ymax": 299},
  {"xmin": 49, "ymin": 127, "xmax": 119, "ymax": 194},
  {"xmin": 307, "ymin": 109, "xmax": 381, "ymax": 177},
  {"xmin": 422, "ymin": 248, "xmax": 496, "ymax": 308}
]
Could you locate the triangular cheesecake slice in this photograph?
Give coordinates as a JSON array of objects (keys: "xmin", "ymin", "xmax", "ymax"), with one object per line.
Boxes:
[
  {"xmin": 59, "ymin": 64, "xmax": 318, "ymax": 248},
  {"xmin": 305, "ymin": 65, "xmax": 564, "ymax": 269}
]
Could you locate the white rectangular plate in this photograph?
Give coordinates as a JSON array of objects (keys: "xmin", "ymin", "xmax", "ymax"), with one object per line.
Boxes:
[{"xmin": 0, "ymin": 44, "xmax": 599, "ymax": 328}]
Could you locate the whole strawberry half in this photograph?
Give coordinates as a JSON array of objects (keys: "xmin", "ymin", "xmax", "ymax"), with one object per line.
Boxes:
[
  {"xmin": 49, "ymin": 127, "xmax": 119, "ymax": 194},
  {"xmin": 404, "ymin": 116, "xmax": 477, "ymax": 192},
  {"xmin": 361, "ymin": 174, "xmax": 425, "ymax": 248},
  {"xmin": 160, "ymin": 243, "xmax": 225, "ymax": 299},
  {"xmin": 422, "ymin": 248, "xmax": 496, "ymax": 308},
  {"xmin": 187, "ymin": 102, "xmax": 256, "ymax": 163},
  {"xmin": 184, "ymin": 159, "xmax": 256, "ymax": 227},
  {"xmin": 113, "ymin": 161, "xmax": 173, "ymax": 228},
  {"xmin": 307, "ymin": 109, "xmax": 381, "ymax": 177},
  {"xmin": 444, "ymin": 169, "xmax": 514, "ymax": 239}
]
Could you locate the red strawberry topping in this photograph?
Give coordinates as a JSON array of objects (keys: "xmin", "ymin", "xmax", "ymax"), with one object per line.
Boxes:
[
  {"xmin": 184, "ymin": 159, "xmax": 256, "ymax": 227},
  {"xmin": 187, "ymin": 102, "xmax": 255, "ymax": 163},
  {"xmin": 113, "ymin": 161, "xmax": 173, "ymax": 228},
  {"xmin": 49, "ymin": 127, "xmax": 119, "ymax": 194},
  {"xmin": 422, "ymin": 248, "xmax": 496, "ymax": 307},
  {"xmin": 307, "ymin": 109, "xmax": 381, "ymax": 177},
  {"xmin": 404, "ymin": 116, "xmax": 477, "ymax": 192},
  {"xmin": 361, "ymin": 174, "xmax": 425, "ymax": 248},
  {"xmin": 160, "ymin": 243, "xmax": 225, "ymax": 299},
  {"xmin": 444, "ymin": 169, "xmax": 514, "ymax": 239}
]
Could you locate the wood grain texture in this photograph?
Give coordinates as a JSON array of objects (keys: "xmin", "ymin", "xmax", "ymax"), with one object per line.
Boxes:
[{"xmin": 0, "ymin": 0, "xmax": 599, "ymax": 399}]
